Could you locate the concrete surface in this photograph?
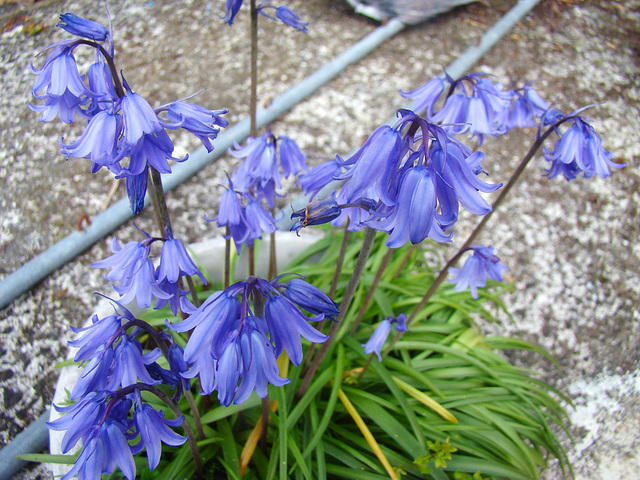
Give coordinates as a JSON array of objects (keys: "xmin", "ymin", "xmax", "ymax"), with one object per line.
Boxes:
[{"xmin": 0, "ymin": 0, "xmax": 638, "ymax": 478}]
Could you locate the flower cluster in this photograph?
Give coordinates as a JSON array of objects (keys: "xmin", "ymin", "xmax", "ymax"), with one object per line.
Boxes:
[
  {"xmin": 225, "ymin": 0, "xmax": 308, "ymax": 32},
  {"xmin": 92, "ymin": 228, "xmax": 206, "ymax": 315},
  {"xmin": 401, "ymin": 72, "xmax": 549, "ymax": 144},
  {"xmin": 296, "ymin": 108, "xmax": 502, "ymax": 248},
  {"xmin": 30, "ymin": 12, "xmax": 228, "ymax": 214},
  {"xmin": 215, "ymin": 130, "xmax": 308, "ymax": 252},
  {"xmin": 169, "ymin": 275, "xmax": 338, "ymax": 405},
  {"xmin": 362, "ymin": 313, "xmax": 407, "ymax": 361},
  {"xmin": 448, "ymin": 245, "xmax": 508, "ymax": 299},
  {"xmin": 48, "ymin": 300, "xmax": 189, "ymax": 480},
  {"xmin": 543, "ymin": 115, "xmax": 624, "ymax": 180}
]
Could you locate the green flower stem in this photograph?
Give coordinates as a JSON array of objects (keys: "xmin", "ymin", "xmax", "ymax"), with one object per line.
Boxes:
[
  {"xmin": 349, "ymin": 248, "xmax": 394, "ymax": 336},
  {"xmin": 298, "ymin": 227, "xmax": 377, "ymax": 397}
]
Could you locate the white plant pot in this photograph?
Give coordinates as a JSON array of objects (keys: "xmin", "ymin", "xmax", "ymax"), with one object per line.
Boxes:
[{"xmin": 49, "ymin": 231, "xmax": 324, "ymax": 477}]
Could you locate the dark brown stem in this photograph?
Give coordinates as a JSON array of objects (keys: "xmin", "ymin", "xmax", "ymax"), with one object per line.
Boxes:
[
  {"xmin": 330, "ymin": 226, "xmax": 351, "ymax": 298},
  {"xmin": 298, "ymin": 228, "xmax": 377, "ymax": 397},
  {"xmin": 260, "ymin": 395, "xmax": 270, "ymax": 450},
  {"xmin": 224, "ymin": 228, "xmax": 231, "ymax": 289},
  {"xmin": 393, "ymin": 245, "xmax": 417, "ymax": 278},
  {"xmin": 248, "ymin": 245, "xmax": 256, "ymax": 277},
  {"xmin": 349, "ymin": 248, "xmax": 393, "ymax": 336},
  {"xmin": 250, "ymin": 0, "xmax": 258, "ymax": 138},
  {"xmin": 147, "ymin": 166, "xmax": 172, "ymax": 236},
  {"xmin": 268, "ymin": 228, "xmax": 277, "ymax": 280}
]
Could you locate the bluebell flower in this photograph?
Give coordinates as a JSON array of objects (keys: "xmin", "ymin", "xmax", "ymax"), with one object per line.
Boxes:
[
  {"xmin": 132, "ymin": 403, "xmax": 186, "ymax": 469},
  {"xmin": 448, "ymin": 245, "xmax": 508, "ymax": 299},
  {"xmin": 29, "ymin": 48, "xmax": 91, "ymax": 123},
  {"xmin": 92, "ymin": 235, "xmax": 172, "ymax": 309},
  {"xmin": 508, "ymin": 83, "xmax": 549, "ymax": 129},
  {"xmin": 61, "ymin": 413, "xmax": 136, "ymax": 480},
  {"xmin": 157, "ymin": 234, "xmax": 207, "ymax": 284},
  {"xmin": 169, "ymin": 276, "xmax": 332, "ymax": 401},
  {"xmin": 68, "ymin": 312, "xmax": 122, "ymax": 364},
  {"xmin": 264, "ymin": 294, "xmax": 328, "ymax": 365},
  {"xmin": 213, "ymin": 333, "xmax": 242, "ymax": 406},
  {"xmin": 372, "ymin": 164, "xmax": 449, "ymax": 248},
  {"xmin": 278, "ymin": 135, "xmax": 308, "ymax": 177},
  {"xmin": 71, "ymin": 350, "xmax": 114, "ymax": 400},
  {"xmin": 225, "ymin": 0, "xmax": 244, "ymax": 25},
  {"xmin": 245, "ymin": 198, "xmax": 278, "ymax": 238},
  {"xmin": 234, "ymin": 322, "xmax": 290, "ymax": 404},
  {"xmin": 119, "ymin": 77, "xmax": 164, "ymax": 145},
  {"xmin": 57, "ymin": 12, "xmax": 110, "ymax": 42},
  {"xmin": 297, "ymin": 159, "xmax": 341, "ymax": 200},
  {"xmin": 231, "ymin": 131, "xmax": 279, "ymax": 190},
  {"xmin": 170, "ymin": 290, "xmax": 241, "ymax": 364},
  {"xmin": 544, "ymin": 117, "xmax": 624, "ymax": 179},
  {"xmin": 217, "ymin": 184, "xmax": 244, "ymax": 227},
  {"xmin": 85, "ymin": 62, "xmax": 118, "ymax": 116},
  {"xmin": 124, "ymin": 167, "xmax": 148, "ymax": 215},
  {"xmin": 278, "ymin": 276, "xmax": 339, "ymax": 318},
  {"xmin": 290, "ymin": 198, "xmax": 342, "ymax": 234},
  {"xmin": 115, "ymin": 80, "xmax": 188, "ymax": 177},
  {"xmin": 111, "ymin": 334, "xmax": 162, "ymax": 388},
  {"xmin": 430, "ymin": 85, "xmax": 469, "ymax": 135},
  {"xmin": 48, "ymin": 391, "xmax": 108, "ymax": 454},
  {"xmin": 334, "ymin": 124, "xmax": 403, "ymax": 206},
  {"xmin": 362, "ymin": 314, "xmax": 407, "ymax": 361},
  {"xmin": 59, "ymin": 109, "xmax": 120, "ymax": 167},
  {"xmin": 400, "ymin": 76, "xmax": 445, "ymax": 117},
  {"xmin": 273, "ymin": 5, "xmax": 309, "ymax": 33},
  {"xmin": 162, "ymin": 102, "xmax": 229, "ymax": 153}
]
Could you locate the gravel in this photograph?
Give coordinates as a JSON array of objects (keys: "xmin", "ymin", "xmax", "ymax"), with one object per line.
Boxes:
[{"xmin": 0, "ymin": 0, "xmax": 638, "ymax": 478}]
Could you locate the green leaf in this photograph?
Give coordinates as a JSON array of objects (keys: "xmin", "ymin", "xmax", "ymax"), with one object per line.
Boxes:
[
  {"xmin": 301, "ymin": 343, "xmax": 345, "ymax": 460},
  {"xmin": 15, "ymin": 453, "xmax": 77, "ymax": 465},
  {"xmin": 218, "ymin": 418, "xmax": 241, "ymax": 479},
  {"xmin": 200, "ymin": 395, "xmax": 261, "ymax": 424}
]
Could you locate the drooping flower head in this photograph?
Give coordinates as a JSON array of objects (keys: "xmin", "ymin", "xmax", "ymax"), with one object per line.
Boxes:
[
  {"xmin": 30, "ymin": 11, "xmax": 228, "ymax": 214},
  {"xmin": 295, "ymin": 109, "xmax": 501, "ymax": 246},
  {"xmin": 543, "ymin": 116, "xmax": 624, "ymax": 180},
  {"xmin": 92, "ymin": 228, "xmax": 206, "ymax": 311},
  {"xmin": 402, "ymin": 71, "xmax": 550, "ymax": 144},
  {"xmin": 224, "ymin": 1, "xmax": 309, "ymax": 32},
  {"xmin": 169, "ymin": 275, "xmax": 335, "ymax": 405},
  {"xmin": 448, "ymin": 245, "xmax": 508, "ymax": 299},
  {"xmin": 362, "ymin": 313, "xmax": 407, "ymax": 361}
]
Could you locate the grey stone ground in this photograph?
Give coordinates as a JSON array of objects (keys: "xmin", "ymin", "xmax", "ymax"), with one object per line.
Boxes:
[{"xmin": 0, "ymin": 0, "xmax": 638, "ymax": 478}]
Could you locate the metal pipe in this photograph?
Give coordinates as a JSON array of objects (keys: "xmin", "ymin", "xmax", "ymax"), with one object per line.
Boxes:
[{"xmin": 0, "ymin": 409, "xmax": 49, "ymax": 480}]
